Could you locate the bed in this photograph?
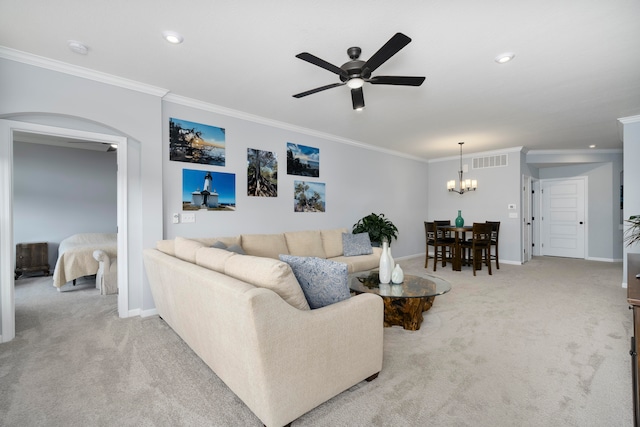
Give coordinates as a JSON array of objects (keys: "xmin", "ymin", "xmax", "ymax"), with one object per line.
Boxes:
[{"xmin": 52, "ymin": 233, "xmax": 117, "ymax": 289}]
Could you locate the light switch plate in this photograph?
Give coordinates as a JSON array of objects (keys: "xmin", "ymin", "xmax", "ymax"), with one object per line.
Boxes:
[
  {"xmin": 509, "ymin": 212, "xmax": 518, "ymax": 218},
  {"xmin": 508, "ymin": 204, "xmax": 516, "ymax": 210},
  {"xmin": 181, "ymin": 213, "xmax": 196, "ymax": 223}
]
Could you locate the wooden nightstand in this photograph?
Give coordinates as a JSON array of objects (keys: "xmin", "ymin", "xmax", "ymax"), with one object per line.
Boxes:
[{"xmin": 15, "ymin": 242, "xmax": 50, "ymax": 279}]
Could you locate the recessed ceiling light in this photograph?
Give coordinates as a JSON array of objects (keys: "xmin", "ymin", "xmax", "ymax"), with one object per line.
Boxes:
[
  {"xmin": 589, "ymin": 144, "xmax": 596, "ymax": 148},
  {"xmin": 494, "ymin": 52, "xmax": 515, "ymax": 64},
  {"xmin": 67, "ymin": 40, "xmax": 88, "ymax": 55},
  {"xmin": 162, "ymin": 31, "xmax": 184, "ymax": 44}
]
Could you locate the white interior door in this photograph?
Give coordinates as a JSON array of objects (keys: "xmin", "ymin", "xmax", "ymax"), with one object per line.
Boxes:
[{"xmin": 541, "ymin": 177, "xmax": 586, "ymax": 258}]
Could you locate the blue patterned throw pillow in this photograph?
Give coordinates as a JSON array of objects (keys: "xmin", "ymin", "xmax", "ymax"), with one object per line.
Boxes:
[
  {"xmin": 342, "ymin": 232, "xmax": 373, "ymax": 257},
  {"xmin": 279, "ymin": 255, "xmax": 350, "ymax": 309}
]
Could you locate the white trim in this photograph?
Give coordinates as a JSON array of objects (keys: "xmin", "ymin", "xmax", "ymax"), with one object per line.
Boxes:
[
  {"xmin": 163, "ymin": 93, "xmax": 428, "ymax": 163},
  {"xmin": 0, "ymin": 121, "xmax": 15, "ymax": 342},
  {"xmin": 618, "ymin": 115, "xmax": 640, "ymax": 125},
  {"xmin": 527, "ymin": 148, "xmax": 623, "ymax": 155},
  {"xmin": 0, "ymin": 46, "xmax": 169, "ymax": 98},
  {"xmin": 140, "ymin": 308, "xmax": 159, "ymax": 318},
  {"xmin": 0, "ymin": 120, "xmax": 129, "ymax": 342},
  {"xmin": 586, "ymin": 257, "xmax": 623, "ymax": 263}
]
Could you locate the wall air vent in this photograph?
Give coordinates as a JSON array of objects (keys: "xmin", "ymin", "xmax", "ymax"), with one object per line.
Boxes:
[{"xmin": 472, "ymin": 154, "xmax": 508, "ymax": 169}]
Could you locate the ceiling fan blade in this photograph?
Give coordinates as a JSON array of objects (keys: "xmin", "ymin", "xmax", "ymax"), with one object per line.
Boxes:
[
  {"xmin": 368, "ymin": 76, "xmax": 425, "ymax": 86},
  {"xmin": 351, "ymin": 87, "xmax": 365, "ymax": 110},
  {"xmin": 362, "ymin": 33, "xmax": 411, "ymax": 76},
  {"xmin": 295, "ymin": 52, "xmax": 348, "ymax": 78},
  {"xmin": 293, "ymin": 82, "xmax": 345, "ymax": 98}
]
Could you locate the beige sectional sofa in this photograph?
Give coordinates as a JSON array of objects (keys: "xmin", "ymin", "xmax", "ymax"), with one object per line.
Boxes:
[{"xmin": 143, "ymin": 228, "xmax": 384, "ymax": 427}]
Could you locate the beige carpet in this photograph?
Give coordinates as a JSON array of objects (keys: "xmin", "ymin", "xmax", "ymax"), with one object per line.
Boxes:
[{"xmin": 0, "ymin": 256, "xmax": 633, "ymax": 426}]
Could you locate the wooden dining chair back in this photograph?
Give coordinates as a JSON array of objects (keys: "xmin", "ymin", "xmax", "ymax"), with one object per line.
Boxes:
[
  {"xmin": 486, "ymin": 221, "xmax": 500, "ymax": 269},
  {"xmin": 460, "ymin": 222, "xmax": 493, "ymax": 276},
  {"xmin": 424, "ymin": 221, "xmax": 435, "ymax": 268},
  {"xmin": 424, "ymin": 222, "xmax": 453, "ymax": 271}
]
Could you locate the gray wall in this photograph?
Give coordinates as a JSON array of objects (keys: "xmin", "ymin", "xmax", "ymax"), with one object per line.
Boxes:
[
  {"xmin": 162, "ymin": 100, "xmax": 429, "ymax": 259},
  {"xmin": 426, "ymin": 148, "xmax": 523, "ymax": 264},
  {"xmin": 622, "ymin": 117, "xmax": 640, "ymax": 285},
  {"xmin": 13, "ymin": 142, "xmax": 117, "ymax": 268},
  {"xmin": 527, "ymin": 150, "xmax": 624, "ymax": 262},
  {"xmin": 0, "ymin": 57, "xmax": 163, "ymax": 317}
]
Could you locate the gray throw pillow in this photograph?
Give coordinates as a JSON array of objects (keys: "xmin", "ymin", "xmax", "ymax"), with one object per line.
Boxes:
[
  {"xmin": 212, "ymin": 240, "xmax": 245, "ymax": 255},
  {"xmin": 226, "ymin": 244, "xmax": 246, "ymax": 255},
  {"xmin": 342, "ymin": 232, "xmax": 373, "ymax": 256},
  {"xmin": 279, "ymin": 255, "xmax": 350, "ymax": 309}
]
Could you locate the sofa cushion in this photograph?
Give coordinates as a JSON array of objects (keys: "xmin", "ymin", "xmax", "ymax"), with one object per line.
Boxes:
[
  {"xmin": 195, "ymin": 247, "xmax": 237, "ymax": 273},
  {"xmin": 279, "ymin": 255, "xmax": 350, "ymax": 309},
  {"xmin": 240, "ymin": 233, "xmax": 290, "ymax": 259},
  {"xmin": 157, "ymin": 236, "xmax": 240, "ymax": 257},
  {"xmin": 174, "ymin": 237, "xmax": 207, "ymax": 263},
  {"xmin": 342, "ymin": 232, "xmax": 373, "ymax": 256},
  {"xmin": 284, "ymin": 230, "xmax": 326, "ymax": 258},
  {"xmin": 320, "ymin": 227, "xmax": 348, "ymax": 258},
  {"xmin": 225, "ymin": 254, "xmax": 310, "ymax": 310}
]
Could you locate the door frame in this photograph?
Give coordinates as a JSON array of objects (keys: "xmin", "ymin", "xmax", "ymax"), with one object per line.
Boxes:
[
  {"xmin": 539, "ymin": 176, "xmax": 588, "ymax": 259},
  {"xmin": 1, "ymin": 120, "xmax": 128, "ymax": 342},
  {"xmin": 522, "ymin": 175, "xmax": 532, "ymax": 263}
]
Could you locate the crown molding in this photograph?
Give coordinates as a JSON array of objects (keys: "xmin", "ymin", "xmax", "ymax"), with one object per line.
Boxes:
[
  {"xmin": 527, "ymin": 148, "xmax": 623, "ymax": 155},
  {"xmin": 618, "ymin": 115, "xmax": 640, "ymax": 125},
  {"xmin": 163, "ymin": 93, "xmax": 428, "ymax": 163},
  {"xmin": 0, "ymin": 46, "xmax": 169, "ymax": 97}
]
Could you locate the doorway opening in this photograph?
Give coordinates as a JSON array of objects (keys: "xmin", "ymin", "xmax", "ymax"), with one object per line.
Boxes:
[{"xmin": 1, "ymin": 120, "xmax": 128, "ymax": 342}]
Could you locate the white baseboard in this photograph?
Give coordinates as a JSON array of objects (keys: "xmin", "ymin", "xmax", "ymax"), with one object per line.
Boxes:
[
  {"xmin": 141, "ymin": 308, "xmax": 159, "ymax": 318},
  {"xmin": 586, "ymin": 257, "xmax": 623, "ymax": 263}
]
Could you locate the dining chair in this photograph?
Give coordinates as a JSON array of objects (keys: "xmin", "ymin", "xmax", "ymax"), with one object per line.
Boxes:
[
  {"xmin": 434, "ymin": 220, "xmax": 455, "ymax": 259},
  {"xmin": 424, "ymin": 222, "xmax": 453, "ymax": 271},
  {"xmin": 460, "ymin": 222, "xmax": 493, "ymax": 276},
  {"xmin": 486, "ymin": 221, "xmax": 500, "ymax": 269}
]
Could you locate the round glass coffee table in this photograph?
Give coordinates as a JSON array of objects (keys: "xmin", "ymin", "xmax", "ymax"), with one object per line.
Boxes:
[{"xmin": 349, "ymin": 271, "xmax": 451, "ymax": 331}]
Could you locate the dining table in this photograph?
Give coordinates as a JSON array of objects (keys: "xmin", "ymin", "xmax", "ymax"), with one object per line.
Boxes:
[{"xmin": 438, "ymin": 225, "xmax": 473, "ymax": 271}]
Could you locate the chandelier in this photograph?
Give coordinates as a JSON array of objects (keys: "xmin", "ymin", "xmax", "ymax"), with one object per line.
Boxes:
[{"xmin": 447, "ymin": 142, "xmax": 477, "ymax": 194}]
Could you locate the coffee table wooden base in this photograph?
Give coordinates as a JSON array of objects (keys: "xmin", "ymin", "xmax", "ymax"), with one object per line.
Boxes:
[{"xmin": 382, "ymin": 295, "xmax": 436, "ymax": 331}]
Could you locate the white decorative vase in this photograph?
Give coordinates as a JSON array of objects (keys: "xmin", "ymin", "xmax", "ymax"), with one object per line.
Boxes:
[
  {"xmin": 379, "ymin": 241, "xmax": 392, "ymax": 284},
  {"xmin": 391, "ymin": 264, "xmax": 404, "ymax": 284},
  {"xmin": 387, "ymin": 246, "xmax": 394, "ymax": 270}
]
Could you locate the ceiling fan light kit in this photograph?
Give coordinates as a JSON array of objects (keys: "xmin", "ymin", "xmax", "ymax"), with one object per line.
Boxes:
[{"xmin": 293, "ymin": 32, "xmax": 425, "ymax": 110}]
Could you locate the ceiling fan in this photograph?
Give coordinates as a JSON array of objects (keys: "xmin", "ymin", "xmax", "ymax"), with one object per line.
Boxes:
[{"xmin": 293, "ymin": 32, "xmax": 425, "ymax": 110}]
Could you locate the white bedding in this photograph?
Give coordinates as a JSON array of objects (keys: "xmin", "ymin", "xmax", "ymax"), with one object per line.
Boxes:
[{"xmin": 53, "ymin": 233, "xmax": 117, "ymax": 288}]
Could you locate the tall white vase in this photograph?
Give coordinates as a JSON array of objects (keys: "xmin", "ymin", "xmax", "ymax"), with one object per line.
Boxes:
[
  {"xmin": 379, "ymin": 241, "xmax": 392, "ymax": 284},
  {"xmin": 387, "ymin": 245, "xmax": 394, "ymax": 270}
]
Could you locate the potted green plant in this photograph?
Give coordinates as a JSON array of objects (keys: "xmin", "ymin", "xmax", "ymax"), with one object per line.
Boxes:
[
  {"xmin": 352, "ymin": 213, "xmax": 398, "ymax": 246},
  {"xmin": 625, "ymin": 215, "xmax": 640, "ymax": 247}
]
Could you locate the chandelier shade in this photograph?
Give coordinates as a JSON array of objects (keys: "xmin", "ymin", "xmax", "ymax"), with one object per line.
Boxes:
[{"xmin": 447, "ymin": 142, "xmax": 477, "ymax": 194}]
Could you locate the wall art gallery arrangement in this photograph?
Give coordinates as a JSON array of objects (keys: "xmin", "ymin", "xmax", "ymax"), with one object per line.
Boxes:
[{"xmin": 171, "ymin": 118, "xmax": 325, "ymax": 213}]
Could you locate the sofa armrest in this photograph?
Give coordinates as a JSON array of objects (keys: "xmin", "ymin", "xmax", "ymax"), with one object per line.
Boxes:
[{"xmin": 241, "ymin": 290, "xmax": 383, "ymax": 426}]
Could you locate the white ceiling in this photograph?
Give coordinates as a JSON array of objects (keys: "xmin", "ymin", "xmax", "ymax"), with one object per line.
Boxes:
[{"xmin": 1, "ymin": 0, "xmax": 639, "ymax": 160}]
